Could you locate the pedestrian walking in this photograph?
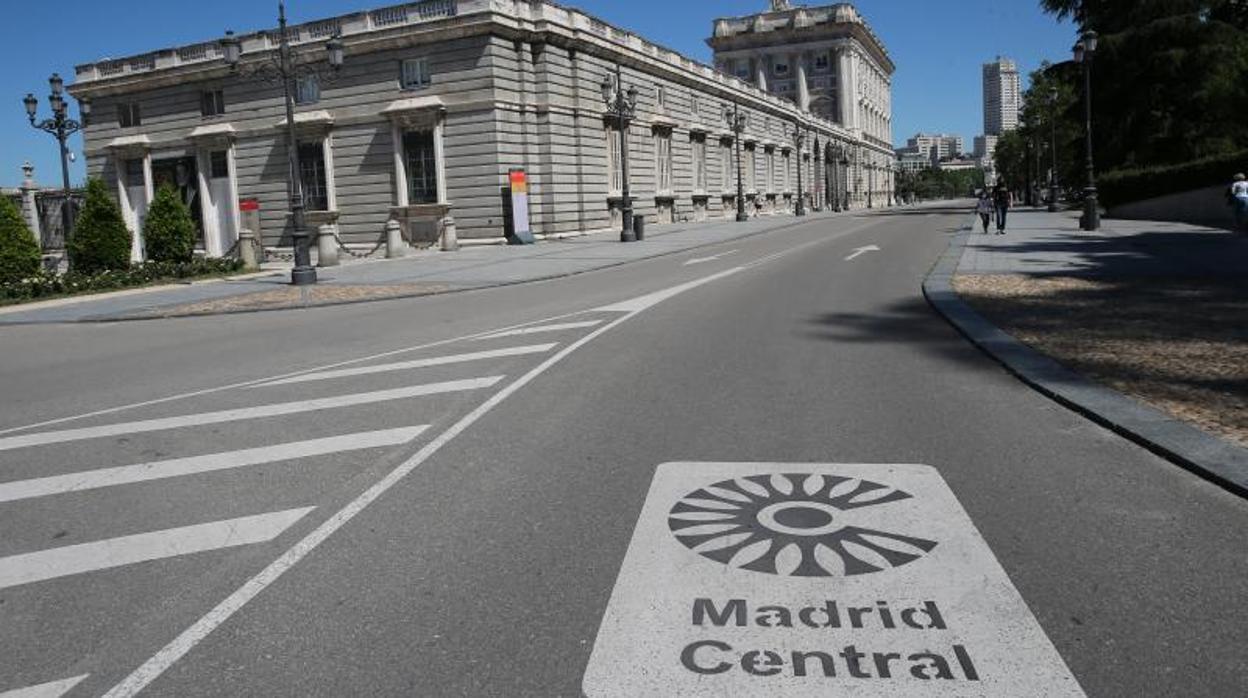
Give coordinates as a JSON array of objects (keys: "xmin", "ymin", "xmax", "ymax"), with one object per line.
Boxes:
[
  {"xmin": 975, "ymin": 192, "xmax": 993, "ymax": 234},
  {"xmin": 992, "ymin": 183, "xmax": 1011, "ymax": 234},
  {"xmin": 1230, "ymin": 173, "xmax": 1248, "ymax": 232}
]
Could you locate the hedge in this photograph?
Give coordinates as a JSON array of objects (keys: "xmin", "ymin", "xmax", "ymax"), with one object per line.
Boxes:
[
  {"xmin": 1098, "ymin": 149, "xmax": 1248, "ymax": 208},
  {"xmin": 0, "ymin": 196, "xmax": 41, "ymax": 284},
  {"xmin": 68, "ymin": 178, "xmax": 132, "ymax": 274},
  {"xmin": 1, "ymin": 257, "xmax": 243, "ymax": 303}
]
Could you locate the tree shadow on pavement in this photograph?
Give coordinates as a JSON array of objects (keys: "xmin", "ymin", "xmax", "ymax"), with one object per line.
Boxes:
[
  {"xmin": 965, "ymin": 229, "xmax": 1248, "ymax": 278},
  {"xmin": 803, "ymin": 296, "xmax": 990, "ymax": 369}
]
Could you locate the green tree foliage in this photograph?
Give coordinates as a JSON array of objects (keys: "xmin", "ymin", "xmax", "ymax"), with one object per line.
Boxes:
[
  {"xmin": 0, "ymin": 196, "xmax": 42, "ymax": 284},
  {"xmin": 994, "ymin": 61, "xmax": 1082, "ymax": 198},
  {"xmin": 68, "ymin": 179, "xmax": 131, "ymax": 274},
  {"xmin": 897, "ymin": 168, "xmax": 986, "ymax": 201},
  {"xmin": 143, "ymin": 185, "xmax": 196, "ymax": 263}
]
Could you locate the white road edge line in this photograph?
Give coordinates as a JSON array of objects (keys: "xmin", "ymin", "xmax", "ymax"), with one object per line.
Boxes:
[
  {"xmin": 0, "ymin": 378, "xmax": 500, "ymax": 452},
  {"xmin": 0, "ymin": 426, "xmax": 428, "ymax": 504},
  {"xmin": 254, "ymin": 345, "xmax": 557, "ymax": 387},
  {"xmin": 0, "ymin": 508, "xmax": 314, "ymax": 591},
  {"xmin": 0, "ymin": 675, "xmax": 89, "ymax": 698},
  {"xmin": 683, "ymin": 249, "xmax": 740, "ymax": 266},
  {"xmin": 474, "ymin": 321, "xmax": 602, "ymax": 340},
  {"xmin": 102, "ymin": 264, "xmax": 766, "ymax": 698},
  {"xmin": 0, "ymin": 308, "xmax": 600, "ymax": 437}
]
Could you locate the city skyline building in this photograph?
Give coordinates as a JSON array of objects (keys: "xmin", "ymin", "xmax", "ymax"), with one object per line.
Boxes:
[{"xmin": 982, "ymin": 56, "xmax": 1021, "ymax": 136}]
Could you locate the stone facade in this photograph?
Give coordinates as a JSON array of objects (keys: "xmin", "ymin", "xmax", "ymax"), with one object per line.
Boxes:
[
  {"xmin": 707, "ymin": 1, "xmax": 895, "ymax": 209},
  {"xmin": 69, "ymin": 0, "xmax": 893, "ymax": 259}
]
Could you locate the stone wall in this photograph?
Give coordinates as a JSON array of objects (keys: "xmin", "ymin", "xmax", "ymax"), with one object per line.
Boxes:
[{"xmin": 1107, "ymin": 185, "xmax": 1237, "ymax": 231}]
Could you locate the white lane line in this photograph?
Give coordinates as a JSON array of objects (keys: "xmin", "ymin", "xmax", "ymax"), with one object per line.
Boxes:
[
  {"xmin": 474, "ymin": 321, "xmax": 602, "ymax": 340},
  {"xmin": 0, "ymin": 307, "xmax": 601, "ymax": 438},
  {"xmin": 0, "ymin": 378, "xmax": 502, "ymax": 453},
  {"xmin": 255, "ymin": 345, "xmax": 557, "ymax": 387},
  {"xmin": 683, "ymin": 249, "xmax": 740, "ymax": 266},
  {"xmin": 596, "ymin": 267, "xmax": 745, "ymax": 313},
  {"xmin": 103, "ymin": 266, "xmax": 763, "ymax": 698},
  {"xmin": 0, "ymin": 675, "xmax": 89, "ymax": 698},
  {"xmin": 0, "ymin": 427, "xmax": 428, "ymax": 504},
  {"xmin": 845, "ymin": 244, "xmax": 881, "ymax": 261},
  {"xmin": 0, "ymin": 508, "xmax": 313, "ymax": 591}
]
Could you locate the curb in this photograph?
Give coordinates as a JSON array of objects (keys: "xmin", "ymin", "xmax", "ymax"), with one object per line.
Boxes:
[{"xmin": 923, "ymin": 220, "xmax": 1248, "ymax": 498}]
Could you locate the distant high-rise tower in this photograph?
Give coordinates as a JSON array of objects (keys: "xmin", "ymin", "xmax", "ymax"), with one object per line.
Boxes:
[{"xmin": 982, "ymin": 57, "xmax": 1021, "ymax": 136}]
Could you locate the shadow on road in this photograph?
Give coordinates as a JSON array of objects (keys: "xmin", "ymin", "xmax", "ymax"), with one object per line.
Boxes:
[{"xmin": 803, "ymin": 296, "xmax": 988, "ymax": 369}]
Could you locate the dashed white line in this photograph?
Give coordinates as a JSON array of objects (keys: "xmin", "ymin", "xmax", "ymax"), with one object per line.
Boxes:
[
  {"xmin": 0, "ymin": 508, "xmax": 314, "ymax": 590},
  {"xmin": 0, "ymin": 427, "xmax": 428, "ymax": 503},
  {"xmin": 256, "ymin": 345, "xmax": 557, "ymax": 387},
  {"xmin": 0, "ymin": 378, "xmax": 502, "ymax": 452}
]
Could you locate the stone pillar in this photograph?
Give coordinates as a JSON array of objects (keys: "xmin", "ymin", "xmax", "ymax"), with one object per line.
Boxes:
[
  {"xmin": 795, "ymin": 54, "xmax": 811, "ymax": 112},
  {"xmin": 837, "ymin": 48, "xmax": 857, "ymax": 131},
  {"xmin": 238, "ymin": 229, "xmax": 260, "ymax": 271},
  {"xmin": 316, "ymin": 224, "xmax": 339, "ymax": 267},
  {"xmin": 385, "ymin": 219, "xmax": 407, "ymax": 258},
  {"xmin": 440, "ymin": 214, "xmax": 459, "ymax": 252},
  {"xmin": 755, "ymin": 54, "xmax": 768, "ymax": 91},
  {"xmin": 19, "ymin": 162, "xmax": 41, "ymax": 246}
]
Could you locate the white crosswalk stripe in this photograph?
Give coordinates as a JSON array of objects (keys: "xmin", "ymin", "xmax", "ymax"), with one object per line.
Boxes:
[
  {"xmin": 0, "ymin": 508, "xmax": 314, "ymax": 590},
  {"xmin": 474, "ymin": 320, "xmax": 602, "ymax": 340},
  {"xmin": 0, "ymin": 426, "xmax": 428, "ymax": 504},
  {"xmin": 255, "ymin": 344, "xmax": 557, "ymax": 387},
  {"xmin": 0, "ymin": 377, "xmax": 503, "ymax": 453},
  {"xmin": 0, "ymin": 675, "xmax": 89, "ymax": 698}
]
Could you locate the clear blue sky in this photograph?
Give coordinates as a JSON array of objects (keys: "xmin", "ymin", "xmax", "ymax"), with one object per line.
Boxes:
[{"xmin": 0, "ymin": 0, "xmax": 1075, "ymax": 187}]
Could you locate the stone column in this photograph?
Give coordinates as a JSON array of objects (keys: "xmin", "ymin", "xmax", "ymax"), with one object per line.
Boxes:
[
  {"xmin": 837, "ymin": 48, "xmax": 858, "ymax": 131},
  {"xmin": 755, "ymin": 54, "xmax": 768, "ymax": 91},
  {"xmin": 19, "ymin": 162, "xmax": 41, "ymax": 246},
  {"xmin": 795, "ymin": 53, "xmax": 811, "ymax": 112}
]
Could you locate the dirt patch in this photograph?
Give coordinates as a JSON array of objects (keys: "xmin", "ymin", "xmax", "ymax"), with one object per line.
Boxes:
[
  {"xmin": 954, "ymin": 274, "xmax": 1248, "ymax": 448},
  {"xmin": 132, "ymin": 283, "xmax": 456, "ymax": 317}
]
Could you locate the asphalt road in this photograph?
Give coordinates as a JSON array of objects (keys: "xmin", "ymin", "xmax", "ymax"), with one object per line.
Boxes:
[{"xmin": 1, "ymin": 206, "xmax": 1245, "ymax": 697}]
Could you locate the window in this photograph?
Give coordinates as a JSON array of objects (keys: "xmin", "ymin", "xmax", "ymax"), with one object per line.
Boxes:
[
  {"xmin": 774, "ymin": 61, "xmax": 789, "ymax": 76},
  {"xmin": 783, "ymin": 152, "xmax": 791, "ymax": 192},
  {"xmin": 692, "ymin": 136, "xmax": 706, "ymax": 193},
  {"xmin": 655, "ymin": 131, "xmax": 673, "ymax": 193},
  {"xmin": 210, "ymin": 151, "xmax": 229, "ymax": 179},
  {"xmin": 656, "ymin": 86, "xmax": 666, "ymax": 112},
  {"xmin": 720, "ymin": 140, "xmax": 733, "ymax": 192},
  {"xmin": 744, "ymin": 145, "xmax": 756, "ymax": 192},
  {"xmin": 117, "ymin": 102, "xmax": 141, "ymax": 128},
  {"xmin": 691, "ymin": 97, "xmax": 699, "ymax": 118},
  {"xmin": 766, "ymin": 149, "xmax": 775, "ymax": 193},
  {"xmin": 606, "ymin": 126, "xmax": 622, "ymax": 194},
  {"xmin": 401, "ymin": 58, "xmax": 431, "ymax": 90},
  {"xmin": 403, "ymin": 130, "xmax": 439, "ymax": 204},
  {"xmin": 297, "ymin": 141, "xmax": 329, "ymax": 211},
  {"xmin": 124, "ymin": 159, "xmax": 145, "ymax": 187},
  {"xmin": 733, "ymin": 61, "xmax": 750, "ymax": 79},
  {"xmin": 815, "ymin": 53, "xmax": 830, "ymax": 71},
  {"xmin": 200, "ymin": 90, "xmax": 225, "ymax": 118},
  {"xmin": 295, "ymin": 75, "xmax": 320, "ymax": 105}
]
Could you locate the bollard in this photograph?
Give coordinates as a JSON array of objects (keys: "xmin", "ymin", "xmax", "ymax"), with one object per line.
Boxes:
[
  {"xmin": 317, "ymin": 224, "xmax": 340, "ymax": 267},
  {"xmin": 440, "ymin": 215, "xmax": 459, "ymax": 252},
  {"xmin": 386, "ymin": 219, "xmax": 407, "ymax": 258},
  {"xmin": 238, "ymin": 229, "xmax": 259, "ymax": 271},
  {"xmin": 634, "ymin": 214, "xmax": 646, "ymax": 241}
]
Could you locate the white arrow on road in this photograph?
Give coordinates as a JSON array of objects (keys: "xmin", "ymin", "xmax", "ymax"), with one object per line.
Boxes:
[
  {"xmin": 683, "ymin": 250, "xmax": 740, "ymax": 266},
  {"xmin": 845, "ymin": 245, "xmax": 881, "ymax": 261}
]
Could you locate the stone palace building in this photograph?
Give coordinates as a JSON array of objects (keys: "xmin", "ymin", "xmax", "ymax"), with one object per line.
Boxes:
[{"xmin": 68, "ymin": 0, "xmax": 896, "ymax": 259}]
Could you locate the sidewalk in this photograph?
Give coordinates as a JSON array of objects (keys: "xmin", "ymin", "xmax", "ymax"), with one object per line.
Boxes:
[
  {"xmin": 0, "ymin": 212, "xmax": 833, "ymax": 324},
  {"xmin": 926, "ymin": 207, "xmax": 1248, "ymax": 495}
]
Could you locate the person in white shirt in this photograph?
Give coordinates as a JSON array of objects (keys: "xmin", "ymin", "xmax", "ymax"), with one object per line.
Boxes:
[{"xmin": 1231, "ymin": 173, "xmax": 1248, "ymax": 231}]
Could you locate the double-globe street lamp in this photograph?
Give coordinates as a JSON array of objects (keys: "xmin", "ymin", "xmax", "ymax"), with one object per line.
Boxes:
[
  {"xmin": 600, "ymin": 65, "xmax": 639, "ymax": 242},
  {"xmin": 791, "ymin": 125, "xmax": 806, "ymax": 217},
  {"xmin": 220, "ymin": 1, "xmax": 346, "ymax": 285},
  {"xmin": 1073, "ymin": 30, "xmax": 1099, "ymax": 231},
  {"xmin": 23, "ymin": 74, "xmax": 90, "ymax": 246},
  {"xmin": 723, "ymin": 103, "xmax": 748, "ymax": 223}
]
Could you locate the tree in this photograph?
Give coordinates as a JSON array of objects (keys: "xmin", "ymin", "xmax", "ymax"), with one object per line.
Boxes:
[
  {"xmin": 68, "ymin": 179, "xmax": 131, "ymax": 274},
  {"xmin": 0, "ymin": 196, "xmax": 41, "ymax": 284},
  {"xmin": 143, "ymin": 184, "xmax": 196, "ymax": 263}
]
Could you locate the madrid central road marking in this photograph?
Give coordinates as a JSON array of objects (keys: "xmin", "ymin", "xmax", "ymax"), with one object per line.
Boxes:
[
  {"xmin": 584, "ymin": 463, "xmax": 1085, "ymax": 697},
  {"xmin": 845, "ymin": 245, "xmax": 881, "ymax": 261},
  {"xmin": 0, "ymin": 675, "xmax": 89, "ymax": 698},
  {"xmin": 0, "ymin": 377, "xmax": 501, "ymax": 452},
  {"xmin": 0, "ymin": 426, "xmax": 428, "ymax": 503},
  {"xmin": 0, "ymin": 508, "xmax": 313, "ymax": 590}
]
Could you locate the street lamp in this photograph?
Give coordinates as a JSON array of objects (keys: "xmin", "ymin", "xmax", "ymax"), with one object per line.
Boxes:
[
  {"xmin": 221, "ymin": 1, "xmax": 347, "ymax": 285},
  {"xmin": 22, "ymin": 73, "xmax": 87, "ymax": 248},
  {"xmin": 839, "ymin": 153, "xmax": 850, "ymax": 211},
  {"xmin": 791, "ymin": 125, "xmax": 806, "ymax": 216},
  {"xmin": 601, "ymin": 65, "xmax": 639, "ymax": 242},
  {"xmin": 1073, "ymin": 30, "xmax": 1099, "ymax": 231},
  {"xmin": 1048, "ymin": 86, "xmax": 1059, "ymax": 212},
  {"xmin": 723, "ymin": 103, "xmax": 748, "ymax": 223}
]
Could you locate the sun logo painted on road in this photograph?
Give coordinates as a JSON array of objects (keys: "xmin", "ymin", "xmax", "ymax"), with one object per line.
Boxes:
[{"xmin": 668, "ymin": 473, "xmax": 937, "ymax": 577}]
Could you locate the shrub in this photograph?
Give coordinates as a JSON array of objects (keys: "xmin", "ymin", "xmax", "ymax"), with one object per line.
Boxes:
[
  {"xmin": 1099, "ymin": 149, "xmax": 1248, "ymax": 208},
  {"xmin": 143, "ymin": 184, "xmax": 196, "ymax": 263},
  {"xmin": 0, "ymin": 196, "xmax": 41, "ymax": 284},
  {"xmin": 68, "ymin": 178, "xmax": 131, "ymax": 274},
  {"xmin": 0, "ymin": 257, "xmax": 243, "ymax": 303}
]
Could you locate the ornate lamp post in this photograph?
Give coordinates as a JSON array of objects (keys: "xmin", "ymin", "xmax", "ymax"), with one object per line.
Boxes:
[
  {"xmin": 723, "ymin": 103, "xmax": 748, "ymax": 223},
  {"xmin": 1048, "ymin": 86, "xmax": 1060, "ymax": 212},
  {"xmin": 867, "ymin": 162, "xmax": 875, "ymax": 209},
  {"xmin": 23, "ymin": 74, "xmax": 89, "ymax": 245},
  {"xmin": 601, "ymin": 64, "xmax": 639, "ymax": 242},
  {"xmin": 791, "ymin": 125, "xmax": 806, "ymax": 217},
  {"xmin": 1073, "ymin": 30, "xmax": 1099, "ymax": 231},
  {"xmin": 221, "ymin": 1, "xmax": 346, "ymax": 285},
  {"xmin": 839, "ymin": 153, "xmax": 850, "ymax": 211}
]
